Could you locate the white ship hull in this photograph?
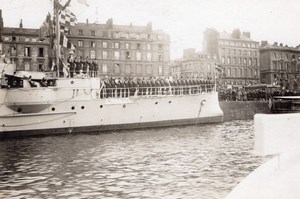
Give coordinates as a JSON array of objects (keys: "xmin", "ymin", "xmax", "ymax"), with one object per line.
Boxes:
[{"xmin": 0, "ymin": 78, "xmax": 223, "ymax": 138}]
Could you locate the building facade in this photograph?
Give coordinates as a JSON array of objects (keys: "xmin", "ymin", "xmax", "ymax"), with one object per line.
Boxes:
[
  {"xmin": 67, "ymin": 19, "xmax": 170, "ymax": 78},
  {"xmin": 203, "ymin": 28, "xmax": 260, "ymax": 87},
  {"xmin": 260, "ymin": 41, "xmax": 300, "ymax": 90},
  {"xmin": 171, "ymin": 49, "xmax": 218, "ymax": 80},
  {"xmin": 0, "ymin": 10, "xmax": 50, "ymax": 72}
]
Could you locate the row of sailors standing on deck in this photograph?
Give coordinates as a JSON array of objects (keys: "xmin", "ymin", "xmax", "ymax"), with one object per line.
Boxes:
[
  {"xmin": 99, "ymin": 77, "xmax": 214, "ymax": 98},
  {"xmin": 59, "ymin": 56, "xmax": 99, "ymax": 78}
]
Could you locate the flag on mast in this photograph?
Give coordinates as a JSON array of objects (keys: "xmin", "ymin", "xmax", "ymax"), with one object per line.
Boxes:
[{"xmin": 215, "ymin": 63, "xmax": 223, "ymax": 73}]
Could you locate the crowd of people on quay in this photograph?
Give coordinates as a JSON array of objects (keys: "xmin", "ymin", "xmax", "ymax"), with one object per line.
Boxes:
[{"xmin": 218, "ymin": 87, "xmax": 300, "ymax": 101}]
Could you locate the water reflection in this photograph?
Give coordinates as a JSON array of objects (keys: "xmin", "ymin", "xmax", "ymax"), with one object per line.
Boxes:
[{"xmin": 0, "ymin": 120, "xmax": 266, "ymax": 199}]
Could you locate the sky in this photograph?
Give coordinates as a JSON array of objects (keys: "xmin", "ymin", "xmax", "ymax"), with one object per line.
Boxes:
[{"xmin": 1, "ymin": 0, "xmax": 300, "ymax": 59}]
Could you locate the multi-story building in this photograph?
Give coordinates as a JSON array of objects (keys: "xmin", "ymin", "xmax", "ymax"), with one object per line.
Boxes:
[
  {"xmin": 67, "ymin": 19, "xmax": 170, "ymax": 78},
  {"xmin": 0, "ymin": 10, "xmax": 50, "ymax": 72},
  {"xmin": 203, "ymin": 28, "xmax": 260, "ymax": 87},
  {"xmin": 260, "ymin": 41, "xmax": 300, "ymax": 90},
  {"xmin": 171, "ymin": 48, "xmax": 218, "ymax": 80}
]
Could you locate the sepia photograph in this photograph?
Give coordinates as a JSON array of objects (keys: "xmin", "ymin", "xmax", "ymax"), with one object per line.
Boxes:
[{"xmin": 0, "ymin": 0, "xmax": 300, "ymax": 198}]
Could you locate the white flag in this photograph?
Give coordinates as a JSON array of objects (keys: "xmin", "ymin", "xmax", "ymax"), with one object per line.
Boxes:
[{"xmin": 77, "ymin": 0, "xmax": 89, "ymax": 6}]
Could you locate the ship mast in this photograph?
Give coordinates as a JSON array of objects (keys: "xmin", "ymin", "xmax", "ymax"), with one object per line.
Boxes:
[
  {"xmin": 54, "ymin": 0, "xmax": 60, "ymax": 77},
  {"xmin": 53, "ymin": 0, "xmax": 71, "ymax": 77}
]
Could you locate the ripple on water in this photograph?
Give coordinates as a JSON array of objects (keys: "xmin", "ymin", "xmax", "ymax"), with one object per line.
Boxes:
[{"xmin": 0, "ymin": 120, "xmax": 266, "ymax": 199}]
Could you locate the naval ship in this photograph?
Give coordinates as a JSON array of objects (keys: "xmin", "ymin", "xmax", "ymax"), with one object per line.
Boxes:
[{"xmin": 0, "ymin": 1, "xmax": 223, "ymax": 138}]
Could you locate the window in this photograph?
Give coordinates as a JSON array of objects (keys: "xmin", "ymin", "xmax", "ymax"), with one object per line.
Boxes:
[
  {"xmin": 24, "ymin": 47, "xmax": 31, "ymax": 57},
  {"xmin": 147, "ymin": 44, "xmax": 151, "ymax": 50},
  {"xmin": 248, "ymin": 51, "xmax": 251, "ymax": 56},
  {"xmin": 244, "ymin": 69, "xmax": 248, "ymax": 77},
  {"xmin": 103, "ymin": 31, "xmax": 108, "ymax": 37},
  {"xmin": 136, "ymin": 52, "xmax": 141, "ymax": 61},
  {"xmin": 232, "ymin": 57, "xmax": 236, "ymax": 65},
  {"xmin": 114, "ymin": 63, "xmax": 120, "ymax": 74},
  {"xmin": 227, "ymin": 57, "xmax": 231, "ymax": 64},
  {"xmin": 239, "ymin": 50, "xmax": 242, "ymax": 55},
  {"xmin": 78, "ymin": 40, "xmax": 83, "ymax": 47},
  {"xmin": 227, "ymin": 68, "xmax": 231, "ymax": 77},
  {"xmin": 221, "ymin": 57, "xmax": 225, "ymax": 64},
  {"xmin": 103, "ymin": 42, "xmax": 108, "ymax": 48},
  {"xmin": 248, "ymin": 58, "xmax": 252, "ymax": 66},
  {"xmin": 137, "ymin": 43, "xmax": 141, "ymax": 49},
  {"xmin": 102, "ymin": 63, "xmax": 108, "ymax": 75},
  {"xmin": 146, "ymin": 52, "xmax": 152, "ymax": 61},
  {"xmin": 243, "ymin": 58, "xmax": 247, "ymax": 65},
  {"xmin": 158, "ymin": 53, "xmax": 163, "ymax": 61},
  {"xmin": 79, "ymin": 30, "xmax": 83, "ymax": 36},
  {"xmin": 114, "ymin": 42, "xmax": 119, "ymax": 49},
  {"xmin": 114, "ymin": 51, "xmax": 120, "ymax": 60},
  {"xmin": 234, "ymin": 68, "xmax": 237, "ymax": 77},
  {"xmin": 114, "ymin": 32, "xmax": 120, "ymax": 38},
  {"xmin": 12, "ymin": 36, "xmax": 16, "ymax": 42},
  {"xmin": 102, "ymin": 51, "xmax": 108, "ymax": 59},
  {"xmin": 158, "ymin": 65, "xmax": 163, "ymax": 75},
  {"xmin": 125, "ymin": 43, "xmax": 130, "ymax": 49},
  {"xmin": 91, "ymin": 30, "xmax": 95, "ymax": 36},
  {"xmin": 130, "ymin": 32, "xmax": 137, "ymax": 39},
  {"xmin": 239, "ymin": 68, "xmax": 242, "ymax": 77},
  {"xmin": 90, "ymin": 50, "xmax": 96, "ymax": 59},
  {"xmin": 38, "ymin": 48, "xmax": 44, "ymax": 57},
  {"xmin": 126, "ymin": 51, "xmax": 131, "ymax": 60},
  {"xmin": 25, "ymin": 61, "xmax": 30, "ymax": 71},
  {"xmin": 91, "ymin": 41, "xmax": 96, "ymax": 48}
]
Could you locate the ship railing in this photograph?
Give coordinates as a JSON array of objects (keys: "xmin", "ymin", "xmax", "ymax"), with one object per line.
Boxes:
[{"xmin": 98, "ymin": 84, "xmax": 215, "ymax": 99}]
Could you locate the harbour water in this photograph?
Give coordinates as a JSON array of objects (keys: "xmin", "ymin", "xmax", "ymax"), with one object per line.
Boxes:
[{"xmin": 0, "ymin": 120, "xmax": 266, "ymax": 199}]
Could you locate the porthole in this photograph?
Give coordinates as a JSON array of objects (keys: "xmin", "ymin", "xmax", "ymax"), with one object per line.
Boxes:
[
  {"xmin": 51, "ymin": 107, "xmax": 55, "ymax": 111},
  {"xmin": 155, "ymin": 102, "xmax": 158, "ymax": 105},
  {"xmin": 71, "ymin": 106, "xmax": 75, "ymax": 110},
  {"xmin": 169, "ymin": 101, "xmax": 172, "ymax": 103},
  {"xmin": 100, "ymin": 105, "xmax": 103, "ymax": 108},
  {"xmin": 17, "ymin": 107, "xmax": 22, "ymax": 113},
  {"xmin": 123, "ymin": 104, "xmax": 126, "ymax": 108},
  {"xmin": 71, "ymin": 81, "xmax": 74, "ymax": 84},
  {"xmin": 81, "ymin": 106, "xmax": 85, "ymax": 109}
]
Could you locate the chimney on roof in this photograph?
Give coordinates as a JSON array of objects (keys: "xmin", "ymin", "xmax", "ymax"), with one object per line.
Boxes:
[
  {"xmin": 106, "ymin": 18, "xmax": 113, "ymax": 29},
  {"xmin": 273, "ymin": 42, "xmax": 278, "ymax": 46},
  {"xmin": 232, "ymin": 29, "xmax": 241, "ymax": 39},
  {"xmin": 146, "ymin": 22, "xmax": 152, "ymax": 32},
  {"xmin": 19, "ymin": 19, "xmax": 23, "ymax": 28},
  {"xmin": 280, "ymin": 43, "xmax": 283, "ymax": 47},
  {"xmin": 242, "ymin": 32, "xmax": 250, "ymax": 38},
  {"xmin": 86, "ymin": 18, "xmax": 89, "ymax": 25},
  {"xmin": 261, "ymin": 41, "xmax": 268, "ymax": 47}
]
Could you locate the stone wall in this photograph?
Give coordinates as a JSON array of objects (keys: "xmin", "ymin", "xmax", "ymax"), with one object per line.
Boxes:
[{"xmin": 220, "ymin": 101, "xmax": 270, "ymax": 121}]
